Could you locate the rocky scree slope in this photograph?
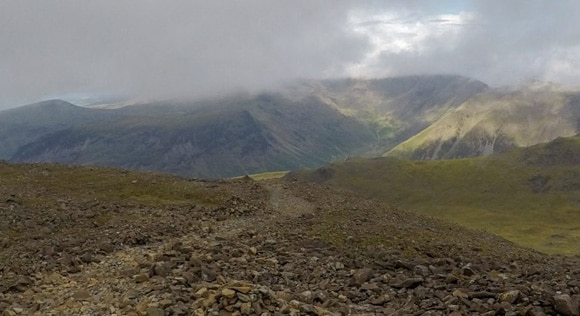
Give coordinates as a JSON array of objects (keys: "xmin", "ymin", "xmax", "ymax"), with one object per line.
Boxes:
[{"xmin": 1, "ymin": 162, "xmax": 580, "ymax": 315}]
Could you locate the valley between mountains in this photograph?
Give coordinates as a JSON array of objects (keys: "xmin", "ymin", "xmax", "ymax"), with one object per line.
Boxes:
[
  {"xmin": 0, "ymin": 75, "xmax": 492, "ymax": 178},
  {"xmin": 3, "ymin": 76, "xmax": 580, "ymax": 180},
  {"xmin": 2, "ymin": 162, "xmax": 580, "ymax": 315}
]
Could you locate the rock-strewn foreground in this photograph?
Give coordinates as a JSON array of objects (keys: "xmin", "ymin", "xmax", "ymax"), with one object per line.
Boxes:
[{"xmin": 1, "ymin": 163, "xmax": 580, "ymax": 315}]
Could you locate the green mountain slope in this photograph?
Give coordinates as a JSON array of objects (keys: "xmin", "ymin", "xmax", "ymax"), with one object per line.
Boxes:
[
  {"xmin": 388, "ymin": 83, "xmax": 580, "ymax": 159},
  {"xmin": 286, "ymin": 136, "xmax": 580, "ymax": 255}
]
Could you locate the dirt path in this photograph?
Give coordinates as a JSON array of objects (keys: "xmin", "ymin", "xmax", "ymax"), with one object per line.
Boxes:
[{"xmin": 263, "ymin": 180, "xmax": 315, "ymax": 218}]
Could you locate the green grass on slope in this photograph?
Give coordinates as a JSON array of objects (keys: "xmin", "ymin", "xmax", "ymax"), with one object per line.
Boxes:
[
  {"xmin": 291, "ymin": 150, "xmax": 580, "ymax": 255},
  {"xmin": 0, "ymin": 162, "xmax": 226, "ymax": 207},
  {"xmin": 230, "ymin": 171, "xmax": 289, "ymax": 181},
  {"xmin": 247, "ymin": 171, "xmax": 289, "ymax": 181}
]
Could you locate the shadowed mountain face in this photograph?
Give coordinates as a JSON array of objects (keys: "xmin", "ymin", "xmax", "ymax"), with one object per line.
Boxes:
[
  {"xmin": 3, "ymin": 75, "xmax": 488, "ymax": 178},
  {"xmin": 10, "ymin": 76, "xmax": 580, "ymax": 178},
  {"xmin": 0, "ymin": 100, "xmax": 117, "ymax": 159},
  {"xmin": 12, "ymin": 110, "xmax": 272, "ymax": 178},
  {"xmin": 387, "ymin": 84, "xmax": 580, "ymax": 159},
  {"xmin": 10, "ymin": 94, "xmax": 376, "ymax": 178}
]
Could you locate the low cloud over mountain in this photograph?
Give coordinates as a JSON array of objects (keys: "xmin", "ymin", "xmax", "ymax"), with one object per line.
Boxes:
[{"xmin": 2, "ymin": 1, "xmax": 580, "ymax": 108}]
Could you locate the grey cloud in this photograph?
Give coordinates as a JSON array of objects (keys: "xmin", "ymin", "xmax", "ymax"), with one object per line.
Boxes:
[
  {"xmin": 1, "ymin": 1, "xmax": 580, "ymax": 109},
  {"xmin": 0, "ymin": 1, "xmax": 370, "ymax": 106},
  {"xmin": 373, "ymin": 0, "xmax": 580, "ymax": 86}
]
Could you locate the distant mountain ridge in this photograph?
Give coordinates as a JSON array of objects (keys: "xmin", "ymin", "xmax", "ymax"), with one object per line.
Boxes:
[
  {"xmin": 8, "ymin": 94, "xmax": 377, "ymax": 178},
  {"xmin": 6, "ymin": 75, "xmax": 580, "ymax": 178},
  {"xmin": 0, "ymin": 100, "xmax": 118, "ymax": 159},
  {"xmin": 3, "ymin": 75, "xmax": 486, "ymax": 178}
]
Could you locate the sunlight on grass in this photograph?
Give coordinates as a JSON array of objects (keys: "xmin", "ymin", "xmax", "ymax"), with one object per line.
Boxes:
[{"xmin": 235, "ymin": 170, "xmax": 288, "ymax": 181}]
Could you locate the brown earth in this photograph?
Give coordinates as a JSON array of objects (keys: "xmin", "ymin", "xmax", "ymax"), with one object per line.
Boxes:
[{"xmin": 1, "ymin": 163, "xmax": 580, "ymax": 315}]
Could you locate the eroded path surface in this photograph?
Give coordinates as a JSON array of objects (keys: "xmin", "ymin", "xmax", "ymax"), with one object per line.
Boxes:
[
  {"xmin": 265, "ymin": 180, "xmax": 316, "ymax": 218},
  {"xmin": 2, "ymin": 177, "xmax": 580, "ymax": 315}
]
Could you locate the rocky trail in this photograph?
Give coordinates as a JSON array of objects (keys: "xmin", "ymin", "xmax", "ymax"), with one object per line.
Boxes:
[{"xmin": 1, "ymin": 165, "xmax": 580, "ymax": 315}]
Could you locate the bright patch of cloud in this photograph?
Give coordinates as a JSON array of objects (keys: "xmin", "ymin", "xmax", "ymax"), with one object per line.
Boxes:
[
  {"xmin": 542, "ymin": 46, "xmax": 580, "ymax": 85},
  {"xmin": 346, "ymin": 10, "xmax": 475, "ymax": 77}
]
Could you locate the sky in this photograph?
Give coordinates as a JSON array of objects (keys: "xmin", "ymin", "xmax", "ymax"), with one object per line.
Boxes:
[{"xmin": 1, "ymin": 1, "xmax": 580, "ymax": 108}]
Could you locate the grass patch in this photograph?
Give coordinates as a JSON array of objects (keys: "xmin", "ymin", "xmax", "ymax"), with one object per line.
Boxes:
[
  {"xmin": 290, "ymin": 138, "xmax": 580, "ymax": 255},
  {"xmin": 0, "ymin": 163, "xmax": 227, "ymax": 207},
  {"xmin": 247, "ymin": 171, "xmax": 289, "ymax": 181}
]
